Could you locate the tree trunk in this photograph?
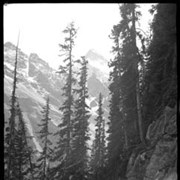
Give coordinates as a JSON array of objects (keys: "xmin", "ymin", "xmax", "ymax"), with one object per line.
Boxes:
[
  {"xmin": 66, "ymin": 28, "xmax": 72, "ymax": 164},
  {"xmin": 131, "ymin": 5, "xmax": 145, "ymax": 144},
  {"xmin": 122, "ymin": 111, "xmax": 128, "ymax": 149},
  {"xmin": 136, "ymin": 79, "xmax": 145, "ymax": 143},
  {"xmin": 7, "ymin": 32, "xmax": 20, "ymax": 180}
]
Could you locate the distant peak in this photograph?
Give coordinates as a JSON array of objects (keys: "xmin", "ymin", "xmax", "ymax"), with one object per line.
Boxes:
[
  {"xmin": 29, "ymin": 53, "xmax": 39, "ymax": 59},
  {"xmin": 4, "ymin": 41, "xmax": 16, "ymax": 50},
  {"xmin": 86, "ymin": 49, "xmax": 99, "ymax": 56},
  {"xmin": 85, "ymin": 49, "xmax": 107, "ymax": 62},
  {"xmin": 29, "ymin": 53, "xmax": 50, "ymax": 67},
  {"xmin": 88, "ymin": 49, "xmax": 98, "ymax": 54}
]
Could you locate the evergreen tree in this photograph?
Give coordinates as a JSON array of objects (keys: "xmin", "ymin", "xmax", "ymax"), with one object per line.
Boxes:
[
  {"xmin": 100, "ymin": 108, "xmax": 106, "ymax": 166},
  {"xmin": 4, "ymin": 33, "xmax": 35, "ymax": 180},
  {"xmin": 36, "ymin": 97, "xmax": 53, "ymax": 180},
  {"xmin": 89, "ymin": 139, "xmax": 96, "ymax": 179},
  {"xmin": 70, "ymin": 56, "xmax": 90, "ymax": 180},
  {"xmin": 54, "ymin": 22, "xmax": 78, "ymax": 179},
  {"xmin": 5, "ymin": 100, "xmax": 35, "ymax": 180},
  {"xmin": 107, "ymin": 4, "xmax": 147, "ymax": 179},
  {"xmin": 13, "ymin": 102, "xmax": 35, "ymax": 180},
  {"xmin": 91, "ymin": 93, "xmax": 106, "ymax": 180},
  {"xmin": 106, "ymin": 4, "xmax": 177, "ymax": 180},
  {"xmin": 117, "ymin": 3, "xmax": 145, "ymax": 145},
  {"xmin": 142, "ymin": 4, "xmax": 177, "ymax": 133},
  {"xmin": 4, "ymin": 32, "xmax": 20, "ymax": 180},
  {"xmin": 106, "ymin": 19, "xmax": 126, "ymax": 180},
  {"xmin": 131, "ymin": 4, "xmax": 144, "ymax": 144}
]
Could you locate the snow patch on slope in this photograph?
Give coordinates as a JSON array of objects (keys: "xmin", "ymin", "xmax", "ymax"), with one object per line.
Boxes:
[
  {"xmin": 4, "ymin": 75, "xmax": 13, "ymax": 95},
  {"xmin": 17, "ymin": 82, "xmax": 45, "ymax": 104},
  {"xmin": 88, "ymin": 59, "xmax": 109, "ymax": 75},
  {"xmin": 86, "ymin": 96, "xmax": 96, "ymax": 107},
  {"xmin": 90, "ymin": 106, "xmax": 98, "ymax": 116},
  {"xmin": 4, "ymin": 49, "xmax": 16, "ymax": 58},
  {"xmin": 4, "ymin": 61, "xmax": 14, "ymax": 71},
  {"xmin": 27, "ymin": 76, "xmax": 36, "ymax": 83}
]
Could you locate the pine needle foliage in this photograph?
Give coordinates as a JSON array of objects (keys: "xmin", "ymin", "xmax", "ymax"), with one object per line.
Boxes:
[
  {"xmin": 36, "ymin": 97, "xmax": 53, "ymax": 180},
  {"xmin": 53, "ymin": 22, "xmax": 78, "ymax": 179},
  {"xmin": 70, "ymin": 56, "xmax": 91, "ymax": 180},
  {"xmin": 91, "ymin": 93, "xmax": 106, "ymax": 180},
  {"xmin": 107, "ymin": 3, "xmax": 146, "ymax": 179},
  {"xmin": 142, "ymin": 4, "xmax": 177, "ymax": 133}
]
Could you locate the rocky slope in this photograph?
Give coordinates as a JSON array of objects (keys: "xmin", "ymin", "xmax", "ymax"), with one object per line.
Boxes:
[
  {"xmin": 125, "ymin": 106, "xmax": 177, "ymax": 180},
  {"xmin": 4, "ymin": 42, "xmax": 110, "ymax": 152}
]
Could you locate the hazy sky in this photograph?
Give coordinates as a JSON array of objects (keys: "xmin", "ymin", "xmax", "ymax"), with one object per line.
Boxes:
[{"xmin": 4, "ymin": 3, "xmax": 153, "ymax": 69}]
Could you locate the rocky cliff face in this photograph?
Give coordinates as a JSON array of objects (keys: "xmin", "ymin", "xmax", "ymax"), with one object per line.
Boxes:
[
  {"xmin": 4, "ymin": 42, "xmax": 110, "ymax": 152},
  {"xmin": 125, "ymin": 106, "xmax": 177, "ymax": 180}
]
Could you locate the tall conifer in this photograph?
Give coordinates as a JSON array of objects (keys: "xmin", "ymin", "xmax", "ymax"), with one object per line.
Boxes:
[
  {"xmin": 107, "ymin": 3, "xmax": 146, "ymax": 179},
  {"xmin": 143, "ymin": 4, "xmax": 177, "ymax": 132},
  {"xmin": 71, "ymin": 56, "xmax": 90, "ymax": 180},
  {"xmin": 14, "ymin": 102, "xmax": 35, "ymax": 180},
  {"xmin": 36, "ymin": 97, "xmax": 53, "ymax": 180},
  {"xmin": 106, "ymin": 21, "xmax": 126, "ymax": 180},
  {"xmin": 54, "ymin": 22, "xmax": 77, "ymax": 179},
  {"xmin": 4, "ymin": 32, "xmax": 20, "ymax": 180},
  {"xmin": 91, "ymin": 93, "xmax": 106, "ymax": 180}
]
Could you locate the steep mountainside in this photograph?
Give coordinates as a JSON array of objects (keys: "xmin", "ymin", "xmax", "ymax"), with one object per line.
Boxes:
[
  {"xmin": 126, "ymin": 106, "xmax": 177, "ymax": 180},
  {"xmin": 4, "ymin": 42, "xmax": 110, "ymax": 152}
]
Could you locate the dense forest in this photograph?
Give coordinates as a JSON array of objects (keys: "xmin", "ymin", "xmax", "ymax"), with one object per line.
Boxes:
[{"xmin": 4, "ymin": 3, "xmax": 177, "ymax": 180}]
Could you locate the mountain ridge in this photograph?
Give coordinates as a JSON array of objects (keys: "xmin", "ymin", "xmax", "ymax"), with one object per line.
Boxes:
[{"xmin": 4, "ymin": 41, "xmax": 110, "ymax": 152}]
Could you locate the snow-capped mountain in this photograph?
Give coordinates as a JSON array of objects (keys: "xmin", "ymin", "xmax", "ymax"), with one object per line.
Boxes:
[
  {"xmin": 4, "ymin": 42, "xmax": 110, "ymax": 152},
  {"xmin": 86, "ymin": 49, "xmax": 109, "ymax": 83}
]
